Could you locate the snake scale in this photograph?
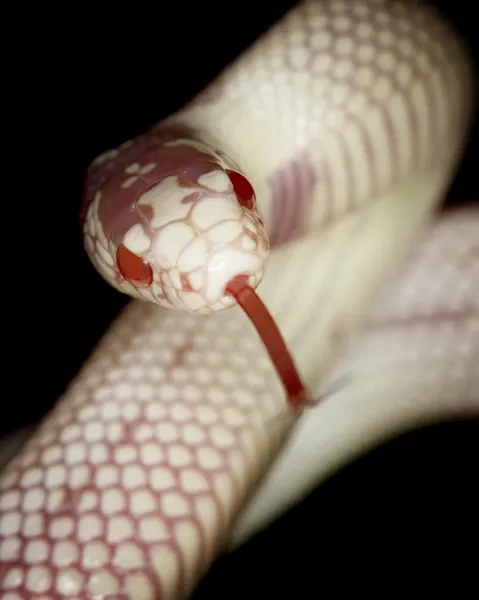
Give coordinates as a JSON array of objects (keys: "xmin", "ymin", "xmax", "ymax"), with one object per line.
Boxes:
[{"xmin": 1, "ymin": 1, "xmax": 477, "ymax": 598}]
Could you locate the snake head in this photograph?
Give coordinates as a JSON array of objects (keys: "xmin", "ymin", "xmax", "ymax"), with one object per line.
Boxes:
[{"xmin": 83, "ymin": 142, "xmax": 269, "ymax": 314}]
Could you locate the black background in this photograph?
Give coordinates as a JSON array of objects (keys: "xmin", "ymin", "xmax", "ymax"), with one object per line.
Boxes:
[{"xmin": 5, "ymin": 0, "xmax": 478, "ymax": 595}]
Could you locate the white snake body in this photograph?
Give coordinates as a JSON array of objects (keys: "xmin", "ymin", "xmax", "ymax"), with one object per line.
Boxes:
[{"xmin": 0, "ymin": 1, "xmax": 477, "ymax": 598}]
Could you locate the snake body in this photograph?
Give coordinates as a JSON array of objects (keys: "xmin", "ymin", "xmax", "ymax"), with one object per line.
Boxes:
[{"xmin": 1, "ymin": 1, "xmax": 477, "ymax": 598}]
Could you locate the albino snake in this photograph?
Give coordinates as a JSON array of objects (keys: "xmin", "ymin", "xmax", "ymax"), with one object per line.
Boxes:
[{"xmin": 1, "ymin": 0, "xmax": 478, "ymax": 598}]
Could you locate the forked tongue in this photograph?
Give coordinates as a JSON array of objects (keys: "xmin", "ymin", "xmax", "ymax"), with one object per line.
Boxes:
[{"xmin": 226, "ymin": 275, "xmax": 315, "ymax": 412}]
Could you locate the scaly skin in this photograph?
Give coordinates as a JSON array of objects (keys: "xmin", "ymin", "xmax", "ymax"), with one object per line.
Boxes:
[{"xmin": 0, "ymin": 1, "xmax": 476, "ymax": 599}]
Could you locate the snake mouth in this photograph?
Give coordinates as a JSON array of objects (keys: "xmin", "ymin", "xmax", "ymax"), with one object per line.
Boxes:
[
  {"xmin": 203, "ymin": 249, "xmax": 264, "ymax": 306},
  {"xmin": 225, "ymin": 273, "xmax": 254, "ymax": 299}
]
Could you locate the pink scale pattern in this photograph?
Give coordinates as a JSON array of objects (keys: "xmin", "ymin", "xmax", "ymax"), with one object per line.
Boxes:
[{"xmin": 0, "ymin": 307, "xmax": 287, "ymax": 599}]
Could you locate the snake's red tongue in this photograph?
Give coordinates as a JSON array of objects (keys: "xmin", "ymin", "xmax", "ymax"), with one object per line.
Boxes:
[{"xmin": 226, "ymin": 275, "xmax": 314, "ymax": 411}]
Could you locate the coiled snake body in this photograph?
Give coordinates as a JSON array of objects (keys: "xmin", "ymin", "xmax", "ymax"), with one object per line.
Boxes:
[{"xmin": 1, "ymin": 1, "xmax": 477, "ymax": 598}]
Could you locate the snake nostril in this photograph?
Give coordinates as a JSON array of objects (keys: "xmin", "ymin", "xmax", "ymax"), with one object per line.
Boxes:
[
  {"xmin": 226, "ymin": 169, "xmax": 256, "ymax": 210},
  {"xmin": 116, "ymin": 244, "xmax": 153, "ymax": 288}
]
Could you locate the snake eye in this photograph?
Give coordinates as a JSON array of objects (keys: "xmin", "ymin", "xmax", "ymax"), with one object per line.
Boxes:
[
  {"xmin": 116, "ymin": 244, "xmax": 153, "ymax": 287},
  {"xmin": 226, "ymin": 170, "xmax": 256, "ymax": 210}
]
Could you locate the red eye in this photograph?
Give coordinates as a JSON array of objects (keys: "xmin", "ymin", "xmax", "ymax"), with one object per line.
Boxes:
[
  {"xmin": 116, "ymin": 244, "xmax": 153, "ymax": 287},
  {"xmin": 226, "ymin": 170, "xmax": 256, "ymax": 210}
]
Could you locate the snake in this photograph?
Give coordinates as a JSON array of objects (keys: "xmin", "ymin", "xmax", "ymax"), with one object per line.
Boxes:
[{"xmin": 0, "ymin": 0, "xmax": 477, "ymax": 598}]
